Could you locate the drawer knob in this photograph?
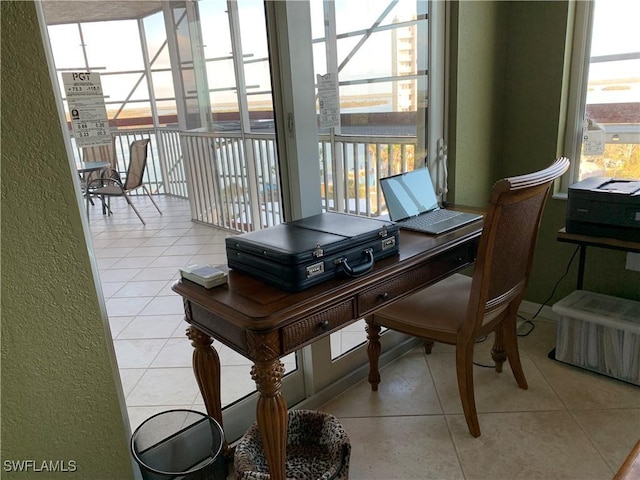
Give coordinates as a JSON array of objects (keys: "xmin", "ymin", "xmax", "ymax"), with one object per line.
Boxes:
[
  {"xmin": 378, "ymin": 292, "xmax": 389, "ymax": 301},
  {"xmin": 319, "ymin": 320, "xmax": 330, "ymax": 331}
]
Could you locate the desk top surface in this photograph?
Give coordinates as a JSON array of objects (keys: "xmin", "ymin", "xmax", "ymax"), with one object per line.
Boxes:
[{"xmin": 173, "ymin": 220, "xmax": 483, "ymax": 330}]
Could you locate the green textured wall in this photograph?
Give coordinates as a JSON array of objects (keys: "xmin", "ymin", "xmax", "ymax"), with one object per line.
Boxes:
[
  {"xmin": 450, "ymin": 0, "xmax": 639, "ymax": 303},
  {"xmin": 1, "ymin": 2, "xmax": 135, "ymax": 478},
  {"xmin": 448, "ymin": 1, "xmax": 506, "ymax": 207},
  {"xmin": 500, "ymin": 1, "xmax": 639, "ymax": 303}
]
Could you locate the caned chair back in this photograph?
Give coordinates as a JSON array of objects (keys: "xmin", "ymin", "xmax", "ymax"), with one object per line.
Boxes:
[
  {"xmin": 124, "ymin": 139, "xmax": 150, "ymax": 191},
  {"xmin": 464, "ymin": 157, "xmax": 570, "ymax": 337}
]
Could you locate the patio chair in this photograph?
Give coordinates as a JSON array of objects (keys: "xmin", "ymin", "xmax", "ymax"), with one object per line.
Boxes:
[
  {"xmin": 82, "ymin": 136, "xmax": 117, "ymax": 168},
  {"xmin": 80, "ymin": 136, "xmax": 117, "ymax": 205},
  {"xmin": 86, "ymin": 139, "xmax": 162, "ymax": 225}
]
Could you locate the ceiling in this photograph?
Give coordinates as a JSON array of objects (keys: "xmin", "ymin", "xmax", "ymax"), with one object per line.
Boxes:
[{"xmin": 42, "ymin": 1, "xmax": 165, "ymax": 25}]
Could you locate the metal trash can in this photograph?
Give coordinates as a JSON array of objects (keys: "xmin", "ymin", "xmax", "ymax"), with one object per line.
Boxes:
[{"xmin": 131, "ymin": 409, "xmax": 225, "ymax": 480}]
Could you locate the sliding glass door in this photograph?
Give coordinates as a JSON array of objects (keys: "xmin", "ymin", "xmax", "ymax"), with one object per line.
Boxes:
[
  {"xmin": 307, "ymin": 0, "xmax": 446, "ymax": 387},
  {"xmin": 41, "ymin": 0, "xmax": 446, "ymax": 442}
]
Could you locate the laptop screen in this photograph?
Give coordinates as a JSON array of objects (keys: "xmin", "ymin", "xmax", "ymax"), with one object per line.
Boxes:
[{"xmin": 380, "ymin": 168, "xmax": 439, "ymax": 221}]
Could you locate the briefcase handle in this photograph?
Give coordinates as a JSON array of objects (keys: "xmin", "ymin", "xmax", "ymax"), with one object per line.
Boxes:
[{"xmin": 337, "ymin": 248, "xmax": 374, "ymax": 277}]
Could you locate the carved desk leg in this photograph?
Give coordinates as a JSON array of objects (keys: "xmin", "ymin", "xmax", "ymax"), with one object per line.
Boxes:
[
  {"xmin": 251, "ymin": 359, "xmax": 287, "ymax": 480},
  {"xmin": 366, "ymin": 317, "xmax": 382, "ymax": 391},
  {"xmin": 186, "ymin": 325, "xmax": 229, "ymax": 458}
]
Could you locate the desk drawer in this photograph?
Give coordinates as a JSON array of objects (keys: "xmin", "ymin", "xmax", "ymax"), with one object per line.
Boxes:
[
  {"xmin": 282, "ymin": 299, "xmax": 355, "ymax": 353},
  {"xmin": 357, "ymin": 243, "xmax": 475, "ymax": 316}
]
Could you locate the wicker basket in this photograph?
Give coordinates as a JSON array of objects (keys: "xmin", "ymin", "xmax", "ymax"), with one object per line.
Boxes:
[{"xmin": 234, "ymin": 410, "xmax": 350, "ymax": 480}]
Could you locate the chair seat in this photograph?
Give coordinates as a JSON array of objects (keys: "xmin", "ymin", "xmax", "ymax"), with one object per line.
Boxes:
[
  {"xmin": 373, "ymin": 273, "xmax": 472, "ymax": 340},
  {"xmin": 92, "ymin": 185, "xmax": 124, "ymax": 196}
]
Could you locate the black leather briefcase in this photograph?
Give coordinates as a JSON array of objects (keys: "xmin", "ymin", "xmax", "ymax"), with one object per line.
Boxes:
[{"xmin": 225, "ymin": 212, "xmax": 399, "ymax": 292}]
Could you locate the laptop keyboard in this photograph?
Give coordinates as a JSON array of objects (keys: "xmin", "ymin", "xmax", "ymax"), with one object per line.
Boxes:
[{"xmin": 401, "ymin": 209, "xmax": 463, "ymax": 228}]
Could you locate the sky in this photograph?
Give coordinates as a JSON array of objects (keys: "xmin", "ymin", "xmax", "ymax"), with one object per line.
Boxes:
[
  {"xmin": 591, "ymin": 0, "xmax": 640, "ymax": 57},
  {"xmin": 587, "ymin": 0, "xmax": 640, "ymax": 104}
]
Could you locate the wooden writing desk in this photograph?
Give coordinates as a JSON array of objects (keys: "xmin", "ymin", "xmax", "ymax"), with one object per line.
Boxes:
[
  {"xmin": 172, "ymin": 221, "xmax": 483, "ymax": 480},
  {"xmin": 557, "ymin": 228, "xmax": 640, "ymax": 289}
]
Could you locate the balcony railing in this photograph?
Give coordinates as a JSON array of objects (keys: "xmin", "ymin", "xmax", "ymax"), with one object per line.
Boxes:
[
  {"xmin": 74, "ymin": 103, "xmax": 637, "ymax": 233},
  {"xmin": 180, "ymin": 130, "xmax": 281, "ymax": 232},
  {"xmin": 71, "ymin": 128, "xmax": 188, "ymax": 199},
  {"xmin": 319, "ymin": 135, "xmax": 417, "ymax": 216},
  {"xmin": 74, "ymin": 127, "xmax": 421, "ymax": 232},
  {"xmin": 70, "ymin": 97, "xmax": 633, "ymax": 231},
  {"xmin": 179, "ymin": 130, "xmax": 419, "ymax": 232}
]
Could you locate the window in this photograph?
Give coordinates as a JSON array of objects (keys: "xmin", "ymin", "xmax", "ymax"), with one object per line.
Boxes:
[
  {"xmin": 565, "ymin": 0, "xmax": 640, "ymax": 184},
  {"xmin": 305, "ymin": 0, "xmax": 445, "ymax": 365},
  {"xmin": 310, "ymin": 0, "xmax": 442, "ymax": 220}
]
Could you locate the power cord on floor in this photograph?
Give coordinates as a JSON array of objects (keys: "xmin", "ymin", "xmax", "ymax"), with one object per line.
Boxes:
[
  {"xmin": 472, "ymin": 245, "xmax": 580, "ymax": 367},
  {"xmin": 516, "ymin": 245, "xmax": 580, "ymax": 337},
  {"xmin": 473, "ymin": 336, "xmax": 494, "ymax": 368}
]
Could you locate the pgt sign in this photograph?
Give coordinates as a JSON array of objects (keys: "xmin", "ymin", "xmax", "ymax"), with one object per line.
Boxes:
[{"xmin": 71, "ymin": 72, "xmax": 92, "ymax": 81}]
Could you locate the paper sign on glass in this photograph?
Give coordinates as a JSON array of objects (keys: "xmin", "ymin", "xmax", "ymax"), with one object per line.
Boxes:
[
  {"xmin": 582, "ymin": 127, "xmax": 605, "ymax": 156},
  {"xmin": 317, "ymin": 73, "xmax": 340, "ymax": 129},
  {"xmin": 62, "ymin": 72, "xmax": 111, "ymax": 148}
]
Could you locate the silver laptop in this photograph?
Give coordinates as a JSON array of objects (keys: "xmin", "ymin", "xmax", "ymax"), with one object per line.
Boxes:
[{"xmin": 379, "ymin": 168, "xmax": 482, "ymax": 235}]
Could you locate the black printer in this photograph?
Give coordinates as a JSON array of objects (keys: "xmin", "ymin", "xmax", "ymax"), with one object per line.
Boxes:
[{"xmin": 566, "ymin": 177, "xmax": 640, "ymax": 242}]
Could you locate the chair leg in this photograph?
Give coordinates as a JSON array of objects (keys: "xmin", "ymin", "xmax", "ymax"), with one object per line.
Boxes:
[
  {"xmin": 104, "ymin": 196, "xmax": 113, "ymax": 216},
  {"xmin": 491, "ymin": 326, "xmax": 506, "ymax": 373},
  {"xmin": 96, "ymin": 195, "xmax": 113, "ymax": 217},
  {"xmin": 423, "ymin": 339, "xmax": 435, "ymax": 354},
  {"xmin": 123, "ymin": 193, "xmax": 145, "ymax": 225},
  {"xmin": 142, "ymin": 186, "xmax": 163, "ymax": 215},
  {"xmin": 456, "ymin": 342, "xmax": 481, "ymax": 437},
  {"xmin": 102, "ymin": 195, "xmax": 112, "ymax": 216},
  {"xmin": 365, "ymin": 318, "xmax": 382, "ymax": 391},
  {"xmin": 502, "ymin": 315, "xmax": 528, "ymax": 390}
]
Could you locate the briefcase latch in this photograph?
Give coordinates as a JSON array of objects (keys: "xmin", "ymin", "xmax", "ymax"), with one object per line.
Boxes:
[
  {"xmin": 313, "ymin": 244, "xmax": 324, "ymax": 258},
  {"xmin": 381, "ymin": 236, "xmax": 396, "ymax": 251},
  {"xmin": 378, "ymin": 226, "xmax": 388, "ymax": 238},
  {"xmin": 306, "ymin": 261, "xmax": 325, "ymax": 278}
]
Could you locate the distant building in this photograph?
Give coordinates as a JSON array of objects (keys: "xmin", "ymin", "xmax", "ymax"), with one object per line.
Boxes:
[{"xmin": 391, "ymin": 17, "xmax": 417, "ymax": 112}]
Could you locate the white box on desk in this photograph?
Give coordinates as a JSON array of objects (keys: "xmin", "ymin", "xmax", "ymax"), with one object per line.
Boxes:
[{"xmin": 552, "ymin": 290, "xmax": 640, "ymax": 386}]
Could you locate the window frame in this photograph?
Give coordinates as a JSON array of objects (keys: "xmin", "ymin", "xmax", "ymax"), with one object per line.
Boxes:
[{"xmin": 560, "ymin": 0, "xmax": 595, "ymax": 194}]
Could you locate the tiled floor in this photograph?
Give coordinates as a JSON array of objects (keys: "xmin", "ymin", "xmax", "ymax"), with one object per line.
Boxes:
[
  {"xmin": 320, "ymin": 321, "xmax": 639, "ymax": 479},
  {"xmin": 89, "ymin": 195, "xmax": 252, "ymax": 428},
  {"xmin": 89, "ymin": 194, "xmax": 343, "ymax": 428},
  {"xmin": 89, "ymin": 195, "xmax": 639, "ymax": 479}
]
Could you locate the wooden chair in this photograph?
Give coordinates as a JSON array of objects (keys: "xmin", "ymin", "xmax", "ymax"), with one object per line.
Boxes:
[
  {"xmin": 366, "ymin": 157, "xmax": 570, "ymax": 437},
  {"xmin": 87, "ymin": 139, "xmax": 162, "ymax": 224}
]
